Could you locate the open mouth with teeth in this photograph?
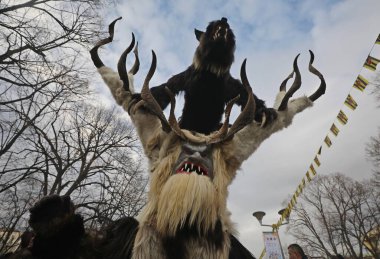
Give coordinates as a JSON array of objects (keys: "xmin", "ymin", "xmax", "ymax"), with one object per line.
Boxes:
[
  {"xmin": 176, "ymin": 161, "xmax": 209, "ymax": 176},
  {"xmin": 213, "ymin": 27, "xmax": 228, "ymax": 41}
]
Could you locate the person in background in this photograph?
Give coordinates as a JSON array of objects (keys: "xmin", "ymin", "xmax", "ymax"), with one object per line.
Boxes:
[{"xmin": 288, "ymin": 243, "xmax": 308, "ymax": 259}]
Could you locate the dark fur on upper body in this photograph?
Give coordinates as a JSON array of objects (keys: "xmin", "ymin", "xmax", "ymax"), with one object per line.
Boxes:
[
  {"xmin": 9, "ymin": 196, "xmax": 85, "ymax": 259},
  {"xmin": 162, "ymin": 219, "xmax": 225, "ymax": 259},
  {"xmin": 28, "ymin": 196, "xmax": 85, "ymax": 259},
  {"xmin": 98, "ymin": 217, "xmax": 139, "ymax": 259},
  {"xmin": 150, "ymin": 17, "xmax": 275, "ymax": 135},
  {"xmin": 161, "ymin": 219, "xmax": 255, "ymax": 259}
]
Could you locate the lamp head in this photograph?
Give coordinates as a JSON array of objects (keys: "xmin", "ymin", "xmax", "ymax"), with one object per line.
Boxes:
[
  {"xmin": 278, "ymin": 208, "xmax": 290, "ymax": 223},
  {"xmin": 252, "ymin": 211, "xmax": 266, "ymax": 225}
]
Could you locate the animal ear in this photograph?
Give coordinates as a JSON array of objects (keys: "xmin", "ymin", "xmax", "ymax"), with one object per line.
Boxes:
[{"xmin": 194, "ymin": 29, "xmax": 204, "ymax": 41}]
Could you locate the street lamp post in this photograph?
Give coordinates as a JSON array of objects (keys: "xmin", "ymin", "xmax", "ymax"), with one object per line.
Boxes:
[
  {"xmin": 252, "ymin": 209, "xmax": 289, "ymax": 229},
  {"xmin": 252, "ymin": 209, "xmax": 289, "ymax": 259}
]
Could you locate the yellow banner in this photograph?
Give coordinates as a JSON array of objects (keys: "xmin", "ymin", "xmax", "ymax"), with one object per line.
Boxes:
[
  {"xmin": 291, "ymin": 195, "xmax": 296, "ymax": 206},
  {"xmin": 310, "ymin": 164, "xmax": 317, "ymax": 176},
  {"xmin": 314, "ymin": 156, "xmax": 321, "ymax": 166},
  {"xmin": 330, "ymin": 123, "xmax": 340, "ymax": 136},
  {"xmin": 337, "ymin": 110, "xmax": 348, "ymax": 125},
  {"xmin": 364, "ymin": 56, "xmax": 380, "ymax": 71},
  {"xmin": 295, "ymin": 187, "xmax": 300, "ymax": 197},
  {"xmin": 353, "ymin": 75, "xmax": 369, "ymax": 91},
  {"xmin": 306, "ymin": 171, "xmax": 312, "ymax": 182},
  {"xmin": 324, "ymin": 135, "xmax": 332, "ymax": 147},
  {"xmin": 296, "ymin": 184, "xmax": 303, "ymax": 197},
  {"xmin": 344, "ymin": 94, "xmax": 358, "ymax": 110}
]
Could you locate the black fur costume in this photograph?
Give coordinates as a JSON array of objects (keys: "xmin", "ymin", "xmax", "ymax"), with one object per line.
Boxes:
[
  {"xmin": 8, "ymin": 195, "xmax": 255, "ymax": 259},
  {"xmin": 149, "ymin": 17, "xmax": 276, "ymax": 134}
]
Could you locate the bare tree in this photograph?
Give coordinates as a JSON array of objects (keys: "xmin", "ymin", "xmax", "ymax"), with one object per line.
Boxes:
[
  {"xmin": 0, "ymin": 0, "xmax": 148, "ymax": 253},
  {"xmin": 366, "ymin": 70, "xmax": 380, "ymax": 185},
  {"xmin": 31, "ymin": 103, "xmax": 147, "ymax": 227},
  {"xmin": 0, "ymin": 0, "xmax": 107, "ymax": 187},
  {"xmin": 0, "ymin": 180, "xmax": 39, "ymax": 254},
  {"xmin": 288, "ymin": 173, "xmax": 380, "ymax": 258},
  {"xmin": 366, "ymin": 130, "xmax": 380, "ymax": 187},
  {"xmin": 370, "ymin": 71, "xmax": 380, "ymax": 104},
  {"xmin": 0, "ymin": 102, "xmax": 148, "ymax": 252}
]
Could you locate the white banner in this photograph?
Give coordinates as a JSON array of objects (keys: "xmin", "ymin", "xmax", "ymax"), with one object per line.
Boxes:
[{"xmin": 262, "ymin": 232, "xmax": 285, "ymax": 259}]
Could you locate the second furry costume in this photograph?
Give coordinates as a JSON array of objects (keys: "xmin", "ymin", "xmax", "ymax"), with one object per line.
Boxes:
[
  {"xmin": 92, "ymin": 17, "xmax": 277, "ymax": 135},
  {"xmin": 150, "ymin": 17, "xmax": 272, "ymax": 134}
]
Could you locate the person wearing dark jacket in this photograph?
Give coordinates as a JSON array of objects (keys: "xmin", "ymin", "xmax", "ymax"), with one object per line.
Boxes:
[{"xmin": 288, "ymin": 243, "xmax": 308, "ymax": 259}]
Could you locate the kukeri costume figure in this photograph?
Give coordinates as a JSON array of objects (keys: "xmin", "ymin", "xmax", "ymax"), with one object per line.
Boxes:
[
  {"xmin": 91, "ymin": 17, "xmax": 277, "ymax": 135},
  {"xmin": 9, "ymin": 18, "xmax": 325, "ymax": 259}
]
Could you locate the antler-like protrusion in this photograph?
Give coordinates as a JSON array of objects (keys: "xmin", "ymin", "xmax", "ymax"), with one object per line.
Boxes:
[
  {"xmin": 308, "ymin": 50, "xmax": 326, "ymax": 101},
  {"xmin": 140, "ymin": 51, "xmax": 172, "ymax": 133},
  {"xmin": 207, "ymin": 95, "xmax": 240, "ymax": 143},
  {"xmin": 223, "ymin": 59, "xmax": 256, "ymax": 140},
  {"xmin": 278, "ymin": 54, "xmax": 301, "ymax": 111},
  {"xmin": 129, "ymin": 42, "xmax": 140, "ymax": 75},
  {"xmin": 279, "ymin": 71, "xmax": 294, "ymax": 92},
  {"xmin": 277, "ymin": 51, "xmax": 326, "ymax": 110},
  {"xmin": 90, "ymin": 17, "xmax": 122, "ymax": 68},
  {"xmin": 117, "ymin": 33, "xmax": 135, "ymax": 91}
]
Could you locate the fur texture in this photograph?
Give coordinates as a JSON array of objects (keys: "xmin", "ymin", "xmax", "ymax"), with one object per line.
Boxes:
[
  {"xmin": 127, "ymin": 85, "xmax": 313, "ymax": 259},
  {"xmin": 26, "ymin": 195, "xmax": 85, "ymax": 259},
  {"xmin": 89, "ymin": 22, "xmax": 322, "ymax": 257},
  {"xmin": 87, "ymin": 54, "xmax": 316, "ymax": 258},
  {"xmin": 149, "ymin": 18, "xmax": 276, "ymax": 135}
]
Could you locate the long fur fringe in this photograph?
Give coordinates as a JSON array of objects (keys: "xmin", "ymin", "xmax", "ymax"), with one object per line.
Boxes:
[{"xmin": 156, "ymin": 173, "xmax": 219, "ymax": 236}]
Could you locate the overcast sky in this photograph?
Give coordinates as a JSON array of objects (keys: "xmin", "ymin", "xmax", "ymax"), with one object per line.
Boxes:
[{"xmin": 94, "ymin": 0, "xmax": 380, "ymax": 256}]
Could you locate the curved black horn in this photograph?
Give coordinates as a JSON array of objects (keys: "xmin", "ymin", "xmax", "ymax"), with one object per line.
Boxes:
[
  {"xmin": 278, "ymin": 54, "xmax": 301, "ymax": 111},
  {"xmin": 140, "ymin": 51, "xmax": 171, "ymax": 132},
  {"xmin": 208, "ymin": 94, "xmax": 240, "ymax": 144},
  {"xmin": 117, "ymin": 33, "xmax": 135, "ymax": 91},
  {"xmin": 129, "ymin": 42, "xmax": 140, "ymax": 75},
  {"xmin": 221, "ymin": 59, "xmax": 256, "ymax": 141},
  {"xmin": 308, "ymin": 50, "xmax": 326, "ymax": 101},
  {"xmin": 90, "ymin": 17, "xmax": 122, "ymax": 68},
  {"xmin": 279, "ymin": 71, "xmax": 294, "ymax": 92}
]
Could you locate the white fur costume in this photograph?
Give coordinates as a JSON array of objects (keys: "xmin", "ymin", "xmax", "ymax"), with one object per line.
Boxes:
[{"xmin": 96, "ymin": 64, "xmax": 314, "ymax": 259}]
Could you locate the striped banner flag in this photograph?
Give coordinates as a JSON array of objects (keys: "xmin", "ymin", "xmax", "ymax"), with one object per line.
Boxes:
[
  {"xmin": 337, "ymin": 110, "xmax": 348, "ymax": 125},
  {"xmin": 310, "ymin": 164, "xmax": 317, "ymax": 176},
  {"xmin": 288, "ymin": 198, "xmax": 294, "ymax": 210},
  {"xmin": 314, "ymin": 156, "xmax": 321, "ymax": 166},
  {"xmin": 301, "ymin": 178, "xmax": 306, "ymax": 188},
  {"xmin": 295, "ymin": 186, "xmax": 301, "ymax": 197},
  {"xmin": 291, "ymin": 195, "xmax": 296, "ymax": 206},
  {"xmin": 324, "ymin": 135, "xmax": 332, "ymax": 147},
  {"xmin": 306, "ymin": 171, "xmax": 312, "ymax": 181},
  {"xmin": 376, "ymin": 33, "xmax": 380, "ymax": 44},
  {"xmin": 344, "ymin": 94, "xmax": 358, "ymax": 110},
  {"xmin": 330, "ymin": 123, "xmax": 340, "ymax": 136},
  {"xmin": 364, "ymin": 56, "xmax": 380, "ymax": 71},
  {"xmin": 353, "ymin": 75, "xmax": 369, "ymax": 91}
]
